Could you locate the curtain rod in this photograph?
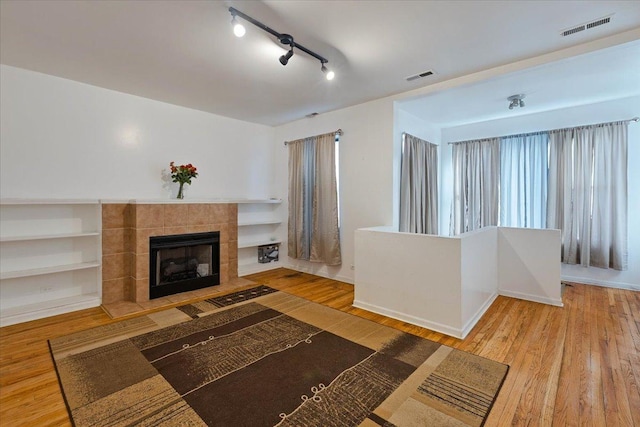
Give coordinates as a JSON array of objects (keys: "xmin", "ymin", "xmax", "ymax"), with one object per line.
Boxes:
[
  {"xmin": 284, "ymin": 129, "xmax": 343, "ymax": 145},
  {"xmin": 447, "ymin": 116, "xmax": 639, "ymax": 145}
]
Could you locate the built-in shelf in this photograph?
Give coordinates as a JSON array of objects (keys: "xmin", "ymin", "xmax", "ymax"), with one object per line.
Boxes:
[
  {"xmin": 238, "ymin": 220, "xmax": 281, "ymax": 227},
  {"xmin": 237, "ymin": 239, "xmax": 282, "ymax": 249},
  {"xmin": 0, "ymin": 262, "xmax": 101, "ymax": 280},
  {"xmin": 0, "ymin": 232, "xmax": 100, "ymax": 242},
  {"xmin": 237, "ymin": 200, "xmax": 283, "ymax": 276},
  {"xmin": 0, "ymin": 201, "xmax": 102, "ymax": 326},
  {"xmin": 0, "ymin": 198, "xmax": 100, "ymax": 205},
  {"xmin": 115, "ymin": 198, "xmax": 283, "ymax": 205},
  {"xmin": 236, "ymin": 199, "xmax": 282, "ymax": 204}
]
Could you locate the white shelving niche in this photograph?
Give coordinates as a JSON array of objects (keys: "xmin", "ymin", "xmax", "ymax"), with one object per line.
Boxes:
[
  {"xmin": 0, "ymin": 200, "xmax": 102, "ymax": 326},
  {"xmin": 237, "ymin": 199, "xmax": 283, "ymax": 276}
]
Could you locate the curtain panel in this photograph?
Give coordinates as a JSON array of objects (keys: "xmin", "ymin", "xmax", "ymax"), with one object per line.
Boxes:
[
  {"xmin": 500, "ymin": 133, "xmax": 549, "ymax": 228},
  {"xmin": 287, "ymin": 132, "xmax": 342, "ymax": 265},
  {"xmin": 547, "ymin": 122, "xmax": 628, "ymax": 270},
  {"xmin": 399, "ymin": 133, "xmax": 439, "ymax": 234},
  {"xmin": 450, "ymin": 138, "xmax": 500, "ymax": 235}
]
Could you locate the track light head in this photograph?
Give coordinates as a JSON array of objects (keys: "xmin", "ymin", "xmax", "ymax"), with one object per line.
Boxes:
[
  {"xmin": 279, "ymin": 48, "xmax": 294, "ymax": 66},
  {"xmin": 231, "ymin": 15, "xmax": 245, "ymax": 37},
  {"xmin": 321, "ymin": 63, "xmax": 335, "ymax": 81}
]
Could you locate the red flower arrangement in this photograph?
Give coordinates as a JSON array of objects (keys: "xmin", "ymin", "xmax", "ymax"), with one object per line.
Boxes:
[{"xmin": 170, "ymin": 162, "xmax": 198, "ymax": 199}]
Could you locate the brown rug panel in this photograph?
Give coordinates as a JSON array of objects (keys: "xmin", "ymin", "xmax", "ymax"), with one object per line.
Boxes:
[
  {"xmin": 183, "ymin": 330, "xmax": 381, "ymax": 426},
  {"xmin": 138, "ymin": 305, "xmax": 281, "ymax": 362}
]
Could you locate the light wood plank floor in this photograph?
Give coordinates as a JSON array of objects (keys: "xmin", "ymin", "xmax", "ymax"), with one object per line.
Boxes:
[{"xmin": 1, "ymin": 268, "xmax": 638, "ymax": 426}]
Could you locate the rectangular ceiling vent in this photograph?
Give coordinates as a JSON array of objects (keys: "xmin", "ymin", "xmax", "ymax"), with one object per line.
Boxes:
[
  {"xmin": 562, "ymin": 25, "xmax": 585, "ymax": 37},
  {"xmin": 586, "ymin": 16, "xmax": 611, "ymax": 29},
  {"xmin": 406, "ymin": 69, "xmax": 435, "ymax": 82},
  {"xmin": 561, "ymin": 14, "xmax": 612, "ymax": 37}
]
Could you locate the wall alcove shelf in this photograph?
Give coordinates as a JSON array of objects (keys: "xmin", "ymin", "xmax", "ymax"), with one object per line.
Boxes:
[
  {"xmin": 236, "ymin": 199, "xmax": 283, "ymax": 276},
  {"xmin": 0, "ymin": 199, "xmax": 102, "ymax": 326}
]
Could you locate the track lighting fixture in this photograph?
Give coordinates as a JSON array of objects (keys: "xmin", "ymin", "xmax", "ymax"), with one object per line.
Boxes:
[
  {"xmin": 508, "ymin": 94, "xmax": 526, "ymax": 110},
  {"xmin": 228, "ymin": 7, "xmax": 335, "ymax": 81}
]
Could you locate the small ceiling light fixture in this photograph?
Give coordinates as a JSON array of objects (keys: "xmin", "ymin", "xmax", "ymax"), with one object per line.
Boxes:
[
  {"xmin": 508, "ymin": 94, "xmax": 526, "ymax": 110},
  {"xmin": 228, "ymin": 6, "xmax": 335, "ymax": 80}
]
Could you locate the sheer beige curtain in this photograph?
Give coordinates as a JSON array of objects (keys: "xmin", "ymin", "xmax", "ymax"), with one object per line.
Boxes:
[
  {"xmin": 450, "ymin": 138, "xmax": 500, "ymax": 235},
  {"xmin": 399, "ymin": 133, "xmax": 438, "ymax": 234},
  {"xmin": 288, "ymin": 132, "xmax": 341, "ymax": 265},
  {"xmin": 547, "ymin": 122, "xmax": 628, "ymax": 270}
]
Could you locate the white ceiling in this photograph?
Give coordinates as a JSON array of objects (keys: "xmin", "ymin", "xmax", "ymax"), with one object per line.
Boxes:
[
  {"xmin": 1, "ymin": 0, "xmax": 640, "ymax": 126},
  {"xmin": 397, "ymin": 40, "xmax": 640, "ymax": 127}
]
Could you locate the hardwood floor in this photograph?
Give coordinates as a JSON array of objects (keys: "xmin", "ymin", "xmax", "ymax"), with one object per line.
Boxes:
[{"xmin": 1, "ymin": 268, "xmax": 638, "ymax": 426}]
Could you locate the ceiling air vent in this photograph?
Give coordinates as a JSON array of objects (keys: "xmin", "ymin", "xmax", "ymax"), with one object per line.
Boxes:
[
  {"xmin": 587, "ymin": 16, "xmax": 611, "ymax": 29},
  {"xmin": 561, "ymin": 14, "xmax": 612, "ymax": 37},
  {"xmin": 562, "ymin": 25, "xmax": 585, "ymax": 37},
  {"xmin": 406, "ymin": 69, "xmax": 435, "ymax": 82}
]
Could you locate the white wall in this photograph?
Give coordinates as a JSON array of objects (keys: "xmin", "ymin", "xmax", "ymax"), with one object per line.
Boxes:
[
  {"xmin": 354, "ymin": 226, "xmax": 561, "ymax": 338},
  {"xmin": 0, "ymin": 65, "xmax": 276, "ymax": 200},
  {"xmin": 272, "ymin": 94, "xmax": 638, "ymax": 289},
  {"xmin": 273, "ymin": 98, "xmax": 395, "ymax": 283},
  {"xmin": 3, "ymin": 36, "xmax": 635, "ymax": 291},
  {"xmin": 460, "ymin": 227, "xmax": 498, "ymax": 331},
  {"xmin": 441, "ymin": 97, "xmax": 640, "ymax": 289},
  {"xmin": 498, "ymin": 227, "xmax": 562, "ymax": 305},
  {"xmin": 354, "ymin": 226, "xmax": 464, "ymax": 338}
]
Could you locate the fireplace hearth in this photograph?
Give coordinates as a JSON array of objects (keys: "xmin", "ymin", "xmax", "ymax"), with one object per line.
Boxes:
[{"xmin": 149, "ymin": 232, "xmax": 220, "ymax": 299}]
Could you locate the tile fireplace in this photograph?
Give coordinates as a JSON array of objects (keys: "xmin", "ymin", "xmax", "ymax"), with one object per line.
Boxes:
[{"xmin": 101, "ymin": 202, "xmax": 238, "ymax": 305}]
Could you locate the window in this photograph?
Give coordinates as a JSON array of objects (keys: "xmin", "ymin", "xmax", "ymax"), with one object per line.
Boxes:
[
  {"xmin": 499, "ymin": 133, "xmax": 548, "ymax": 228},
  {"xmin": 287, "ymin": 131, "xmax": 342, "ymax": 265},
  {"xmin": 451, "ymin": 120, "xmax": 628, "ymax": 270},
  {"xmin": 399, "ymin": 133, "xmax": 438, "ymax": 234}
]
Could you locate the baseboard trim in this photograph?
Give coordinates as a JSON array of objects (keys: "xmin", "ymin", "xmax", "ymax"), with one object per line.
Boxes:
[
  {"xmin": 283, "ymin": 263, "xmax": 354, "ymax": 285},
  {"xmin": 0, "ymin": 297, "xmax": 101, "ymax": 327},
  {"xmin": 498, "ymin": 289, "xmax": 564, "ymax": 307},
  {"xmin": 238, "ymin": 262, "xmax": 282, "ymax": 277},
  {"xmin": 352, "ymin": 299, "xmax": 465, "ymax": 339},
  {"xmin": 461, "ymin": 292, "xmax": 499, "ymax": 338},
  {"xmin": 561, "ymin": 275, "xmax": 640, "ymax": 291}
]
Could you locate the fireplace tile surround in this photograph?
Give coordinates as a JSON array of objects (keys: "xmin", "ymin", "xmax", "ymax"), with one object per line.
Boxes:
[{"xmin": 102, "ymin": 202, "xmax": 238, "ymax": 307}]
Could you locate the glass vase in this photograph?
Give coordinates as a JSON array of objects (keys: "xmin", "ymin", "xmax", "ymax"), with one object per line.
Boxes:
[{"xmin": 177, "ymin": 182, "xmax": 185, "ymax": 199}]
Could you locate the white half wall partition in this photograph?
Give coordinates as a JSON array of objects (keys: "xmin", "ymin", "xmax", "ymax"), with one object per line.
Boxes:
[
  {"xmin": 354, "ymin": 226, "xmax": 562, "ymax": 339},
  {"xmin": 497, "ymin": 227, "xmax": 562, "ymax": 306},
  {"xmin": 354, "ymin": 226, "xmax": 465, "ymax": 338},
  {"xmin": 460, "ymin": 227, "xmax": 499, "ymax": 334}
]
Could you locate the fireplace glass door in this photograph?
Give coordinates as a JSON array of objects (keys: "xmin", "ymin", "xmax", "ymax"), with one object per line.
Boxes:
[{"xmin": 149, "ymin": 232, "xmax": 220, "ymax": 299}]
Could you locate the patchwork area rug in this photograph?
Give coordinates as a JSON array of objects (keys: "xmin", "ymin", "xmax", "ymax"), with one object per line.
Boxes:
[{"xmin": 49, "ymin": 285, "xmax": 508, "ymax": 427}]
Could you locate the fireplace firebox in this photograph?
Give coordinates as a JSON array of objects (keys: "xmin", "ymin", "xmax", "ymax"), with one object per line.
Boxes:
[{"xmin": 149, "ymin": 232, "xmax": 220, "ymax": 299}]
